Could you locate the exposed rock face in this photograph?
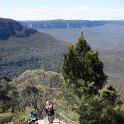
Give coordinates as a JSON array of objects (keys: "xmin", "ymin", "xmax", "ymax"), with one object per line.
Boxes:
[
  {"xmin": 15, "ymin": 28, "xmax": 37, "ymax": 37},
  {"xmin": 20, "ymin": 20, "xmax": 112, "ymax": 29},
  {"xmin": 20, "ymin": 20, "xmax": 124, "ymax": 29},
  {"xmin": 0, "ymin": 18, "xmax": 37, "ymax": 40}
]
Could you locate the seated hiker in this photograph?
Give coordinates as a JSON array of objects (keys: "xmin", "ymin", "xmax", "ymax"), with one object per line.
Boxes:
[
  {"xmin": 45, "ymin": 101, "xmax": 55, "ymax": 124},
  {"xmin": 30, "ymin": 110, "xmax": 38, "ymax": 124}
]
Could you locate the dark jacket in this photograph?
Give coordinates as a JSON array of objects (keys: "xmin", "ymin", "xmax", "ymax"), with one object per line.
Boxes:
[{"xmin": 46, "ymin": 105, "xmax": 55, "ymax": 116}]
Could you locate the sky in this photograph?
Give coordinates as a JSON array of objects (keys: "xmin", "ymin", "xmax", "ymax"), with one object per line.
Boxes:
[{"xmin": 0, "ymin": 0, "xmax": 124, "ymax": 20}]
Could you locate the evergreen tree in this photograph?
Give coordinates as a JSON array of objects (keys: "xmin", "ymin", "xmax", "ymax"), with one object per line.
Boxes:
[
  {"xmin": 62, "ymin": 33, "xmax": 123, "ymax": 124},
  {"xmin": 63, "ymin": 32, "xmax": 107, "ymax": 95}
]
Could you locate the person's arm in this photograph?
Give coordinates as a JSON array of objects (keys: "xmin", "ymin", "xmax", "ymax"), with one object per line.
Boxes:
[
  {"xmin": 45, "ymin": 108, "xmax": 48, "ymax": 116},
  {"xmin": 44, "ymin": 106, "xmax": 48, "ymax": 117},
  {"xmin": 36, "ymin": 113, "xmax": 38, "ymax": 119}
]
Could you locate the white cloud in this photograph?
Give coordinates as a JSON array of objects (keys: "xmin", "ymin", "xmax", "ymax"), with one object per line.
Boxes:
[
  {"xmin": 17, "ymin": 7, "xmax": 53, "ymax": 15},
  {"xmin": 15, "ymin": 5, "xmax": 92, "ymax": 20},
  {"xmin": 7, "ymin": 6, "xmax": 124, "ymax": 20}
]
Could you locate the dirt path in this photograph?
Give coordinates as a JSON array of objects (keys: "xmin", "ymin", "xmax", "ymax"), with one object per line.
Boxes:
[
  {"xmin": 35, "ymin": 119, "xmax": 44, "ymax": 124},
  {"xmin": 35, "ymin": 119, "xmax": 66, "ymax": 124}
]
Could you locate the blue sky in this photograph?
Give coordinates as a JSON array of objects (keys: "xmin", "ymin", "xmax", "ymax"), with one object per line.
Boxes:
[{"xmin": 0, "ymin": 0, "xmax": 124, "ymax": 20}]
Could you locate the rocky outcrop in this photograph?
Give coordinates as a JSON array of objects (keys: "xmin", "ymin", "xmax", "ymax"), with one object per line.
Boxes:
[
  {"xmin": 16, "ymin": 28, "xmax": 37, "ymax": 37},
  {"xmin": 20, "ymin": 20, "xmax": 112, "ymax": 29},
  {"xmin": 0, "ymin": 17, "xmax": 37, "ymax": 40},
  {"xmin": 20, "ymin": 20, "xmax": 124, "ymax": 29}
]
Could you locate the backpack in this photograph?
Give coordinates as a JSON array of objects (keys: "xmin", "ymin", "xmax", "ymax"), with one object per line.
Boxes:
[
  {"xmin": 30, "ymin": 112, "xmax": 37, "ymax": 121},
  {"xmin": 46, "ymin": 105, "xmax": 54, "ymax": 115}
]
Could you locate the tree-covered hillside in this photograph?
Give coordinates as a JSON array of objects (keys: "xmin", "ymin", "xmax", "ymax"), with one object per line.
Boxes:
[{"xmin": 0, "ymin": 32, "xmax": 67, "ymax": 78}]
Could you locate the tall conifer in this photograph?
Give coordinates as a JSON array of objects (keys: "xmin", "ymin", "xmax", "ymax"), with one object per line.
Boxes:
[{"xmin": 63, "ymin": 32, "xmax": 107, "ymax": 94}]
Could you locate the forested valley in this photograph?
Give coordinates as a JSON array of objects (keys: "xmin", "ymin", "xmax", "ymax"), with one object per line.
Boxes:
[{"xmin": 0, "ymin": 18, "xmax": 124, "ymax": 124}]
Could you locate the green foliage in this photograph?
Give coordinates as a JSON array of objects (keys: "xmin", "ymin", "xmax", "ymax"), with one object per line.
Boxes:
[
  {"xmin": 62, "ymin": 34, "xmax": 124, "ymax": 124},
  {"xmin": 63, "ymin": 84, "xmax": 123, "ymax": 124},
  {"xmin": 63, "ymin": 33, "xmax": 107, "ymax": 96},
  {"xmin": 78, "ymin": 96, "xmax": 121, "ymax": 124},
  {"xmin": 0, "ymin": 77, "xmax": 17, "ymax": 113},
  {"xmin": 0, "ymin": 108, "xmax": 32, "ymax": 124},
  {"xmin": 22, "ymin": 86, "xmax": 41, "ymax": 110},
  {"xmin": 0, "ymin": 68, "xmax": 123, "ymax": 124},
  {"xmin": 0, "ymin": 112, "xmax": 13, "ymax": 124},
  {"xmin": 10, "ymin": 69, "xmax": 64, "ymax": 118},
  {"xmin": 0, "ymin": 69, "xmax": 66, "ymax": 123},
  {"xmin": 0, "ymin": 77, "xmax": 11, "ymax": 99},
  {"xmin": 99, "ymin": 85, "xmax": 120, "ymax": 104}
]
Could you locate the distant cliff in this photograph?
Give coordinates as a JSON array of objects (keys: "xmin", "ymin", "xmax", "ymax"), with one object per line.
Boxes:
[
  {"xmin": 0, "ymin": 17, "xmax": 37, "ymax": 40},
  {"xmin": 20, "ymin": 20, "xmax": 124, "ymax": 29}
]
